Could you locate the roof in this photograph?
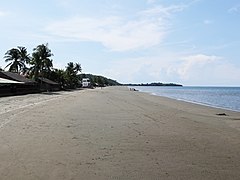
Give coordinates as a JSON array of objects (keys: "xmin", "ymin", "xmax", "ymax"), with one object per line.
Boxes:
[
  {"xmin": 0, "ymin": 77, "xmax": 24, "ymax": 84},
  {"xmin": 0, "ymin": 71, "xmax": 35, "ymax": 84},
  {"xmin": 38, "ymin": 77, "xmax": 59, "ymax": 85}
]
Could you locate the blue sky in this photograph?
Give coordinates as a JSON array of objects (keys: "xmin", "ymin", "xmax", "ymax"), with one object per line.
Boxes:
[{"xmin": 0, "ymin": 0, "xmax": 240, "ymax": 85}]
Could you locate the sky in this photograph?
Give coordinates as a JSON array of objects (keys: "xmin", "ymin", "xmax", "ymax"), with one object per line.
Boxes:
[{"xmin": 0, "ymin": 0, "xmax": 240, "ymax": 86}]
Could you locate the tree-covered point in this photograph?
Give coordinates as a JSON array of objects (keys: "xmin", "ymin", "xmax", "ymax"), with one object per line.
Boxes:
[
  {"xmin": 78, "ymin": 74, "xmax": 121, "ymax": 87},
  {"xmin": 126, "ymin": 82, "xmax": 183, "ymax": 86}
]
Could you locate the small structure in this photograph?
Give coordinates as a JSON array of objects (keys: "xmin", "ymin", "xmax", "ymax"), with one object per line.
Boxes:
[
  {"xmin": 0, "ymin": 77, "xmax": 24, "ymax": 85},
  {"xmin": 37, "ymin": 77, "xmax": 60, "ymax": 92},
  {"xmin": 82, "ymin": 78, "xmax": 91, "ymax": 88},
  {"xmin": 0, "ymin": 71, "xmax": 35, "ymax": 84},
  {"xmin": 0, "ymin": 71, "xmax": 38, "ymax": 96}
]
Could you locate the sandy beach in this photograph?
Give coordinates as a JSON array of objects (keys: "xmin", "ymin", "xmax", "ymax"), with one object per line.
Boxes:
[{"xmin": 0, "ymin": 86, "xmax": 240, "ymax": 179}]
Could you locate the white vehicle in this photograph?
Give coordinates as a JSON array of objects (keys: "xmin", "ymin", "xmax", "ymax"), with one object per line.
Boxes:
[{"xmin": 82, "ymin": 78, "xmax": 91, "ymax": 88}]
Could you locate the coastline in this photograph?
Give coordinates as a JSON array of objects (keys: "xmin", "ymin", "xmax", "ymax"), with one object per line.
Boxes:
[
  {"xmin": 133, "ymin": 86, "xmax": 240, "ymax": 112},
  {"xmin": 0, "ymin": 86, "xmax": 240, "ymax": 179},
  {"xmin": 149, "ymin": 91, "xmax": 240, "ymax": 113}
]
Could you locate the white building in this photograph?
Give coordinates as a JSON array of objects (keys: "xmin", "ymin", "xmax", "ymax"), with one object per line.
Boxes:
[{"xmin": 82, "ymin": 78, "xmax": 91, "ymax": 88}]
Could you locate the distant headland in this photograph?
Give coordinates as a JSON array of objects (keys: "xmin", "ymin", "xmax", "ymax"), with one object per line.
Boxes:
[{"xmin": 125, "ymin": 82, "xmax": 183, "ymax": 87}]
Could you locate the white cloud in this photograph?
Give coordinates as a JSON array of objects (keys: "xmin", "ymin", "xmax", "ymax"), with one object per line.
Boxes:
[
  {"xmin": 46, "ymin": 16, "xmax": 165, "ymax": 52},
  {"xmin": 203, "ymin": 19, "xmax": 212, "ymax": 25},
  {"xmin": 103, "ymin": 54, "xmax": 240, "ymax": 85},
  {"xmin": 177, "ymin": 54, "xmax": 221, "ymax": 80},
  {"xmin": 54, "ymin": 0, "xmax": 75, "ymax": 8},
  {"xmin": 141, "ymin": 4, "xmax": 186, "ymax": 17},
  {"xmin": 0, "ymin": 10, "xmax": 8, "ymax": 17},
  {"xmin": 172, "ymin": 54, "xmax": 240, "ymax": 85},
  {"xmin": 103, "ymin": 55, "xmax": 179, "ymax": 83},
  {"xmin": 143, "ymin": 0, "xmax": 201, "ymax": 17},
  {"xmin": 103, "ymin": 58, "xmax": 149, "ymax": 82},
  {"xmin": 228, "ymin": 4, "xmax": 240, "ymax": 13},
  {"xmin": 45, "ymin": 3, "xmax": 187, "ymax": 51},
  {"xmin": 147, "ymin": 0, "xmax": 156, "ymax": 4}
]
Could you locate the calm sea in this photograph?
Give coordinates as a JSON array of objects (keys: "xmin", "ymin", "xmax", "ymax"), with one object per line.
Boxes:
[{"xmin": 132, "ymin": 86, "xmax": 240, "ymax": 112}]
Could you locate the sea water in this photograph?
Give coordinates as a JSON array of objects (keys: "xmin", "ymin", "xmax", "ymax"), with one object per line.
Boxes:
[{"xmin": 132, "ymin": 86, "xmax": 240, "ymax": 112}]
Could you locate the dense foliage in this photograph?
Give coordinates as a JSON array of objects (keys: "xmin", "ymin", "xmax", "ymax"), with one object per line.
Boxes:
[
  {"xmin": 2, "ymin": 44, "xmax": 81, "ymax": 89},
  {"xmin": 2, "ymin": 44, "xmax": 120, "ymax": 89}
]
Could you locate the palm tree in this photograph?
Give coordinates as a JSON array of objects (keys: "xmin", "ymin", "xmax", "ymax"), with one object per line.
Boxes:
[
  {"xmin": 30, "ymin": 52, "xmax": 41, "ymax": 79},
  {"xmin": 50, "ymin": 68, "xmax": 66, "ymax": 88},
  {"xmin": 18, "ymin": 46, "xmax": 31, "ymax": 74},
  {"xmin": 30, "ymin": 43, "xmax": 53, "ymax": 80},
  {"xmin": 65, "ymin": 62, "xmax": 82, "ymax": 88},
  {"xmin": 75, "ymin": 63, "xmax": 82, "ymax": 73},
  {"xmin": 4, "ymin": 46, "xmax": 30, "ymax": 73}
]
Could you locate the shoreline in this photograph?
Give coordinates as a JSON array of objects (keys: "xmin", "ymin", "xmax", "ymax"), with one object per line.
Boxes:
[
  {"xmin": 149, "ymin": 91, "xmax": 240, "ymax": 113},
  {"xmin": 135, "ymin": 87, "xmax": 240, "ymax": 114},
  {"xmin": 0, "ymin": 86, "xmax": 240, "ymax": 179},
  {"xmin": 133, "ymin": 86, "xmax": 240, "ymax": 113}
]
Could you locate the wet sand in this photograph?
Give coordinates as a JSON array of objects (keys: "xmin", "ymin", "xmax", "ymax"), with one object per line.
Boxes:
[{"xmin": 0, "ymin": 86, "xmax": 240, "ymax": 179}]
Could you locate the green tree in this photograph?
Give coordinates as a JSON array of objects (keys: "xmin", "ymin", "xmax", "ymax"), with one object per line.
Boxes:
[
  {"xmin": 49, "ymin": 68, "xmax": 66, "ymax": 88},
  {"xmin": 97, "ymin": 76, "xmax": 104, "ymax": 87},
  {"xmin": 4, "ymin": 46, "xmax": 30, "ymax": 73},
  {"xmin": 30, "ymin": 43, "xmax": 53, "ymax": 80},
  {"xmin": 65, "ymin": 62, "xmax": 82, "ymax": 88}
]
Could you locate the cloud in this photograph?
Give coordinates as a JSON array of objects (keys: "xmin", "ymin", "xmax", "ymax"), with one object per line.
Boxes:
[
  {"xmin": 103, "ymin": 55, "xmax": 180, "ymax": 83},
  {"xmin": 54, "ymin": 0, "xmax": 75, "ymax": 8},
  {"xmin": 45, "ymin": 16, "xmax": 166, "ymax": 51},
  {"xmin": 177, "ymin": 54, "xmax": 221, "ymax": 80},
  {"xmin": 146, "ymin": 0, "xmax": 156, "ymax": 4},
  {"xmin": 173, "ymin": 54, "xmax": 240, "ymax": 85},
  {"xmin": 0, "ymin": 10, "xmax": 8, "ymax": 17},
  {"xmin": 203, "ymin": 19, "xmax": 212, "ymax": 25},
  {"xmin": 141, "ymin": 4, "xmax": 186, "ymax": 17},
  {"xmin": 228, "ymin": 4, "xmax": 240, "ymax": 13},
  {"xmin": 103, "ymin": 53, "xmax": 240, "ymax": 85},
  {"xmin": 45, "ymin": 3, "xmax": 187, "ymax": 51},
  {"xmin": 143, "ymin": 0, "xmax": 200, "ymax": 16},
  {"xmin": 103, "ymin": 58, "xmax": 148, "ymax": 82}
]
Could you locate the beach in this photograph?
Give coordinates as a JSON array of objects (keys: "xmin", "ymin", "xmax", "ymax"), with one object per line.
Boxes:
[{"xmin": 0, "ymin": 86, "xmax": 240, "ymax": 179}]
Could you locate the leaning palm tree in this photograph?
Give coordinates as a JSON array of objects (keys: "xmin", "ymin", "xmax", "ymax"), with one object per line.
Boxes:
[
  {"xmin": 4, "ymin": 46, "xmax": 30, "ymax": 73},
  {"xmin": 29, "ymin": 43, "xmax": 53, "ymax": 80}
]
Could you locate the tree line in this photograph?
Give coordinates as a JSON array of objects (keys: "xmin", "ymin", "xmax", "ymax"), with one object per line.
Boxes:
[
  {"xmin": 78, "ymin": 74, "xmax": 121, "ymax": 87},
  {"xmin": 1, "ymin": 43, "xmax": 81, "ymax": 89},
  {"xmin": 126, "ymin": 82, "xmax": 182, "ymax": 86},
  {"xmin": 1, "ymin": 43, "xmax": 120, "ymax": 89}
]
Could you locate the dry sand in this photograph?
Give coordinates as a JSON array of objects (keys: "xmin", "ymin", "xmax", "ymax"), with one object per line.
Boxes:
[{"xmin": 0, "ymin": 86, "xmax": 240, "ymax": 180}]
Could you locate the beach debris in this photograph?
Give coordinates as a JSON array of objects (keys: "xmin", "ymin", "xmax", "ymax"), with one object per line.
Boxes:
[
  {"xmin": 129, "ymin": 88, "xmax": 138, "ymax": 91},
  {"xmin": 216, "ymin": 113, "xmax": 228, "ymax": 116}
]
